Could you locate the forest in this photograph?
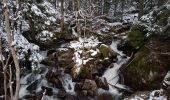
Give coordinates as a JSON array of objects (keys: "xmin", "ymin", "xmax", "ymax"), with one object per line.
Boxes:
[{"xmin": 0, "ymin": 0, "xmax": 170, "ymax": 100}]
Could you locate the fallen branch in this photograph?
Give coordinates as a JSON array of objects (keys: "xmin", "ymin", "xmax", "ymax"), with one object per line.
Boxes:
[{"xmin": 108, "ymin": 82, "xmax": 133, "ymax": 93}]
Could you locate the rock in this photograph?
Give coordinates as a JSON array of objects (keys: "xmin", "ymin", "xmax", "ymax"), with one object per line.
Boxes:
[
  {"xmin": 40, "ymin": 59, "xmax": 52, "ymax": 66},
  {"xmin": 97, "ymin": 92, "xmax": 114, "ymax": 100},
  {"xmin": 23, "ymin": 95, "xmax": 37, "ymax": 100},
  {"xmin": 47, "ymin": 49, "xmax": 56, "ymax": 56},
  {"xmin": 50, "ymin": 78, "xmax": 63, "ymax": 89},
  {"xmin": 82, "ymin": 79, "xmax": 98, "ymax": 97},
  {"xmin": 41, "ymin": 86, "xmax": 53, "ymax": 96},
  {"xmin": 74, "ymin": 83, "xmax": 83, "ymax": 91},
  {"xmin": 57, "ymin": 89, "xmax": 66, "ymax": 99},
  {"xmin": 162, "ymin": 70, "xmax": 170, "ymax": 98},
  {"xmin": 82, "ymin": 90, "xmax": 88, "ymax": 96},
  {"xmin": 65, "ymin": 94, "xmax": 79, "ymax": 100},
  {"xmin": 26, "ymin": 79, "xmax": 41, "ymax": 91},
  {"xmin": 99, "ymin": 44, "xmax": 117, "ymax": 59},
  {"xmin": 117, "ymin": 40, "xmax": 134, "ymax": 56},
  {"xmin": 57, "ymin": 48, "xmax": 74, "ymax": 69},
  {"xmin": 74, "ymin": 79, "xmax": 98, "ymax": 97},
  {"xmin": 95, "ymin": 77, "xmax": 109, "ymax": 90},
  {"xmin": 123, "ymin": 37, "xmax": 170, "ymax": 91},
  {"xmin": 82, "ymin": 79, "xmax": 97, "ymax": 90},
  {"xmin": 46, "ymin": 69, "xmax": 63, "ymax": 89},
  {"xmin": 99, "ymin": 44, "xmax": 110, "ymax": 58},
  {"xmin": 87, "ymin": 90, "xmax": 96, "ymax": 97},
  {"xmin": 124, "ymin": 91, "xmax": 150, "ymax": 100}
]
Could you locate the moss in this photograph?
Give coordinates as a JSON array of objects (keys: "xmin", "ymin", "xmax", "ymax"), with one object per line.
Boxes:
[
  {"xmin": 124, "ymin": 45, "xmax": 161, "ymax": 90},
  {"xmin": 77, "ymin": 67, "xmax": 91, "ymax": 79},
  {"xmin": 127, "ymin": 24, "xmax": 147, "ymax": 49},
  {"xmin": 99, "ymin": 44, "xmax": 110, "ymax": 58},
  {"xmin": 155, "ymin": 7, "xmax": 170, "ymax": 26}
]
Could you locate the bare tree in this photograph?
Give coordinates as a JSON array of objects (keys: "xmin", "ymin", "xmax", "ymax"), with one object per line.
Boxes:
[
  {"xmin": 61, "ymin": 0, "xmax": 65, "ymax": 32},
  {"xmin": 138, "ymin": 0, "xmax": 144, "ymax": 20},
  {"xmin": 2, "ymin": 0, "xmax": 21, "ymax": 100},
  {"xmin": 121, "ymin": 0, "xmax": 124, "ymax": 22},
  {"xmin": 113, "ymin": 0, "xmax": 118, "ymax": 16},
  {"xmin": 74, "ymin": 0, "xmax": 81, "ymax": 36}
]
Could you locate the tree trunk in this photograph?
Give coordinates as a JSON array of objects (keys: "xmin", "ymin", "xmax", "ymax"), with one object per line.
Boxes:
[
  {"xmin": 121, "ymin": 0, "xmax": 124, "ymax": 22},
  {"xmin": 54, "ymin": 0, "xmax": 57, "ymax": 9},
  {"xmin": 61, "ymin": 0, "xmax": 64, "ymax": 32},
  {"xmin": 3, "ymin": 0, "xmax": 20, "ymax": 100},
  {"xmin": 74, "ymin": 0, "xmax": 81, "ymax": 36},
  {"xmin": 138, "ymin": 0, "xmax": 144, "ymax": 20},
  {"xmin": 113, "ymin": 0, "xmax": 118, "ymax": 16}
]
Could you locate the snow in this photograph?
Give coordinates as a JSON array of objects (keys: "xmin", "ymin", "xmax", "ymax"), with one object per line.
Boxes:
[
  {"xmin": 163, "ymin": 70, "xmax": 170, "ymax": 87},
  {"xmin": 72, "ymin": 28, "xmax": 78, "ymax": 37},
  {"xmin": 21, "ymin": 20, "xmax": 30, "ymax": 32},
  {"xmin": 108, "ymin": 22, "xmax": 122, "ymax": 27},
  {"xmin": 41, "ymin": 1, "xmax": 57, "ymax": 15},
  {"xmin": 69, "ymin": 36, "xmax": 100, "ymax": 74},
  {"xmin": 123, "ymin": 13, "xmax": 138, "ymax": 23},
  {"xmin": 148, "ymin": 90, "xmax": 167, "ymax": 100},
  {"xmin": 90, "ymin": 49, "xmax": 98, "ymax": 57},
  {"xmin": 69, "ymin": 36, "xmax": 100, "ymax": 51},
  {"xmin": 31, "ymin": 4, "xmax": 43, "ymax": 17},
  {"xmin": 36, "ymin": 30, "xmax": 54, "ymax": 42},
  {"xmin": 0, "ymin": 54, "xmax": 5, "ymax": 61}
]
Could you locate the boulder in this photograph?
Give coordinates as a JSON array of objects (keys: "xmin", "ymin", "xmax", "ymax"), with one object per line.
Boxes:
[
  {"xmin": 99, "ymin": 44, "xmax": 117, "ymax": 59},
  {"xmin": 46, "ymin": 69, "xmax": 63, "ymax": 89},
  {"xmin": 57, "ymin": 89, "xmax": 67, "ymax": 99},
  {"xmin": 74, "ymin": 83, "xmax": 83, "ymax": 91},
  {"xmin": 41, "ymin": 86, "xmax": 53, "ymax": 96},
  {"xmin": 123, "ymin": 37, "xmax": 170, "ymax": 91},
  {"xmin": 99, "ymin": 44, "xmax": 110, "ymax": 58},
  {"xmin": 82, "ymin": 79, "xmax": 97, "ymax": 91},
  {"xmin": 57, "ymin": 48, "xmax": 75, "ymax": 69},
  {"xmin": 26, "ymin": 79, "xmax": 41, "ymax": 91},
  {"xmin": 97, "ymin": 92, "xmax": 114, "ymax": 100},
  {"xmin": 65, "ymin": 94, "xmax": 79, "ymax": 100},
  {"xmin": 95, "ymin": 77, "xmax": 109, "ymax": 90},
  {"xmin": 82, "ymin": 79, "xmax": 98, "ymax": 97}
]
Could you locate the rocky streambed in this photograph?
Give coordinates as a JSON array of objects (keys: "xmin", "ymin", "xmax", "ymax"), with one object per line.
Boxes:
[
  {"xmin": 18, "ymin": 13, "xmax": 170, "ymax": 99},
  {"xmin": 19, "ymin": 33, "xmax": 132, "ymax": 100}
]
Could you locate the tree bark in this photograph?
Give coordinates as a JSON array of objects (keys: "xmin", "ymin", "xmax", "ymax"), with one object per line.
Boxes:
[
  {"xmin": 61, "ymin": 0, "xmax": 64, "ymax": 32},
  {"xmin": 121, "ymin": 0, "xmax": 124, "ymax": 22},
  {"xmin": 113, "ymin": 0, "xmax": 118, "ymax": 16},
  {"xmin": 3, "ymin": 0, "xmax": 21, "ymax": 100},
  {"xmin": 74, "ymin": 0, "xmax": 81, "ymax": 36},
  {"xmin": 138, "ymin": 0, "xmax": 144, "ymax": 20}
]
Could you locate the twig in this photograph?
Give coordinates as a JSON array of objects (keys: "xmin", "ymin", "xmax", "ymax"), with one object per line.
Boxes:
[
  {"xmin": 9, "ymin": 65, "xmax": 13, "ymax": 99},
  {"xmin": 108, "ymin": 82, "xmax": 133, "ymax": 93},
  {"xmin": 41, "ymin": 89, "xmax": 46, "ymax": 100}
]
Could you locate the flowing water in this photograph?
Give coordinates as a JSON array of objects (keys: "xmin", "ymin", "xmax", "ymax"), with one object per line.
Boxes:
[
  {"xmin": 102, "ymin": 40, "xmax": 130, "ymax": 98},
  {"xmin": 19, "ymin": 39, "xmax": 129, "ymax": 99}
]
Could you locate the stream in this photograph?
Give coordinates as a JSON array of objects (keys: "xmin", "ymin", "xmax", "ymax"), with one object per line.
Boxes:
[{"xmin": 19, "ymin": 38, "xmax": 130, "ymax": 100}]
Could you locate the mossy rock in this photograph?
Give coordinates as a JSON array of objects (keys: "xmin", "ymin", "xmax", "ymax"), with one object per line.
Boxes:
[
  {"xmin": 127, "ymin": 24, "xmax": 147, "ymax": 49},
  {"xmin": 77, "ymin": 67, "xmax": 91, "ymax": 80},
  {"xmin": 123, "ymin": 36, "xmax": 170, "ymax": 91},
  {"xmin": 123, "ymin": 46, "xmax": 161, "ymax": 90},
  {"xmin": 155, "ymin": 6, "xmax": 170, "ymax": 26},
  {"xmin": 99, "ymin": 44, "xmax": 110, "ymax": 58}
]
